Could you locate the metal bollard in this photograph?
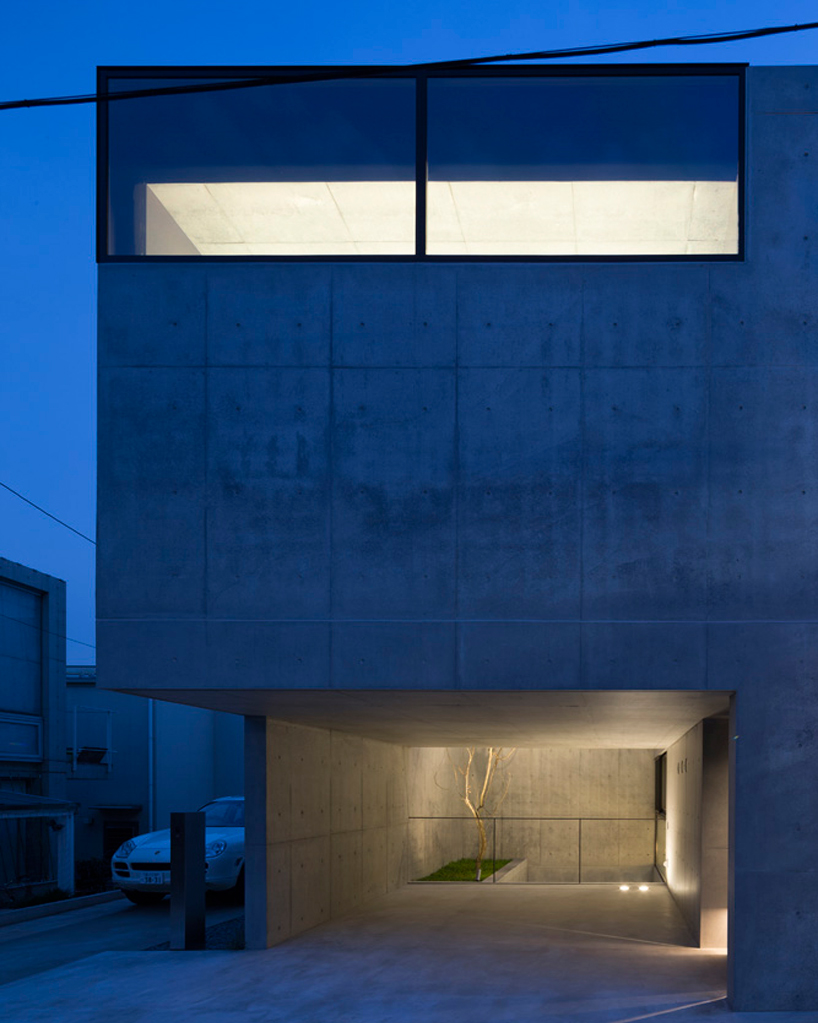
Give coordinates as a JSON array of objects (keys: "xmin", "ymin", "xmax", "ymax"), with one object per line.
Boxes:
[{"xmin": 170, "ymin": 811, "xmax": 206, "ymax": 950}]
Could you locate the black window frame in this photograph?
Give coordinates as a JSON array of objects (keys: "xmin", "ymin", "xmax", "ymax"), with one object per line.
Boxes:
[{"xmin": 96, "ymin": 63, "xmax": 746, "ymax": 264}]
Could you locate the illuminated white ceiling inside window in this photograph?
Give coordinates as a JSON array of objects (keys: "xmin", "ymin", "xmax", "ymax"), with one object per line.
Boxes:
[{"xmin": 145, "ymin": 180, "xmax": 738, "ymax": 256}]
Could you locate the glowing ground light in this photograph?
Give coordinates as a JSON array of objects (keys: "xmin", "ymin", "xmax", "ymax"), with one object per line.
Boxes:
[
  {"xmin": 619, "ymin": 885, "xmax": 630, "ymax": 891},
  {"xmin": 639, "ymin": 885, "xmax": 650, "ymax": 892}
]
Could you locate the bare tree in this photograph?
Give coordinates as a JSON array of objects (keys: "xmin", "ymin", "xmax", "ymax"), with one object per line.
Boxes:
[{"xmin": 445, "ymin": 747, "xmax": 517, "ymax": 880}]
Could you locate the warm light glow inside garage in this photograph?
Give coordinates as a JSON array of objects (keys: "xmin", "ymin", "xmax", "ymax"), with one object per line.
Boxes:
[{"xmin": 131, "ymin": 687, "xmax": 732, "ymax": 953}]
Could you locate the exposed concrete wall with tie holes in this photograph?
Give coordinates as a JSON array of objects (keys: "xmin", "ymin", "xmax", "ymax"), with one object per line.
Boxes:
[{"xmin": 99, "ymin": 67, "xmax": 818, "ymax": 1010}]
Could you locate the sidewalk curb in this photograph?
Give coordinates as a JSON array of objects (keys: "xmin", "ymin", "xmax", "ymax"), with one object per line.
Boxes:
[{"xmin": 0, "ymin": 890, "xmax": 124, "ymax": 928}]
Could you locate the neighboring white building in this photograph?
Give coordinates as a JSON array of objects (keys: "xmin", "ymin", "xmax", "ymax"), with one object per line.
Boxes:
[
  {"xmin": 0, "ymin": 557, "xmax": 71, "ymax": 899},
  {"xmin": 66, "ymin": 666, "xmax": 243, "ymax": 864},
  {"xmin": 0, "ymin": 556, "xmax": 243, "ymax": 894}
]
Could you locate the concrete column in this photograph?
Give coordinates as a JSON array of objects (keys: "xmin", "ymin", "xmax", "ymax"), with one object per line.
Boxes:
[
  {"xmin": 56, "ymin": 812, "xmax": 75, "ymax": 894},
  {"xmin": 727, "ymin": 670, "xmax": 818, "ymax": 1011},
  {"xmin": 664, "ymin": 723, "xmax": 703, "ymax": 943},
  {"xmin": 170, "ymin": 812, "xmax": 206, "ymax": 950},
  {"xmin": 700, "ymin": 718, "xmax": 729, "ymax": 949},
  {"xmin": 727, "ymin": 694, "xmax": 737, "ymax": 1004},
  {"xmin": 244, "ymin": 716, "xmax": 274, "ymax": 949}
]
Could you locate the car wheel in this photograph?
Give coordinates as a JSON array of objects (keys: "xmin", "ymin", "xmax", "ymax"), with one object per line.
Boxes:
[
  {"xmin": 124, "ymin": 891, "xmax": 167, "ymax": 906},
  {"xmin": 232, "ymin": 866, "xmax": 244, "ymax": 899}
]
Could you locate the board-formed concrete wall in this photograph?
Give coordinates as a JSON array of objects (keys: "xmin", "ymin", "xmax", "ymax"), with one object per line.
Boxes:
[
  {"xmin": 666, "ymin": 723, "xmax": 704, "ymax": 941},
  {"xmin": 408, "ymin": 747, "xmax": 656, "ymax": 882},
  {"xmin": 701, "ymin": 718, "xmax": 729, "ymax": 949},
  {"xmin": 98, "ymin": 67, "xmax": 818, "ymax": 1010},
  {"xmin": 665, "ymin": 719, "xmax": 729, "ymax": 947},
  {"xmin": 245, "ymin": 718, "xmax": 410, "ymax": 946}
]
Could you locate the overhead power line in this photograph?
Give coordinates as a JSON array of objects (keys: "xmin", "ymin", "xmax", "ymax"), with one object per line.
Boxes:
[
  {"xmin": 0, "ymin": 480, "xmax": 95, "ymax": 545},
  {"xmin": 0, "ymin": 610, "xmax": 96, "ymax": 650},
  {"xmin": 458, "ymin": 19, "xmax": 818, "ymax": 63},
  {"xmin": 1, "ymin": 21, "xmax": 818, "ymax": 112}
]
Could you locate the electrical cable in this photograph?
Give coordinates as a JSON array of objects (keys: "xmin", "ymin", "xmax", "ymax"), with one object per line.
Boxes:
[
  {"xmin": 0, "ymin": 610, "xmax": 96, "ymax": 650},
  {"xmin": 436, "ymin": 20, "xmax": 818, "ymax": 65},
  {"xmin": 0, "ymin": 480, "xmax": 95, "ymax": 545},
  {"xmin": 1, "ymin": 20, "xmax": 817, "ymax": 111}
]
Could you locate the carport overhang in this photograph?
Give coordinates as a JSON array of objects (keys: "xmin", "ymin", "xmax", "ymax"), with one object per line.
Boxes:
[
  {"xmin": 116, "ymin": 688, "xmax": 732, "ymax": 747},
  {"xmin": 119, "ymin": 686, "xmax": 733, "ymax": 973}
]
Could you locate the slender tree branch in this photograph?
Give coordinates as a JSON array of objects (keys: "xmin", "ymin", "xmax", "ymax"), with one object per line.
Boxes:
[{"xmin": 442, "ymin": 746, "xmax": 517, "ymax": 880}]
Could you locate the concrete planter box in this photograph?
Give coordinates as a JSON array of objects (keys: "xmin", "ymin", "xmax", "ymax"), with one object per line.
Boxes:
[
  {"xmin": 411, "ymin": 859, "xmax": 527, "ymax": 884},
  {"xmin": 493, "ymin": 859, "xmax": 528, "ymax": 883}
]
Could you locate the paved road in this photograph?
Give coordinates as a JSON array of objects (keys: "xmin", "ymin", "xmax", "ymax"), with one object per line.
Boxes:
[{"xmin": 0, "ymin": 893, "xmax": 243, "ymax": 986}]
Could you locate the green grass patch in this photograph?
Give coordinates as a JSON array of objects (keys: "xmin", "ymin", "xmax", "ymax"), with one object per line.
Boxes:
[{"xmin": 418, "ymin": 858, "xmax": 511, "ymax": 882}]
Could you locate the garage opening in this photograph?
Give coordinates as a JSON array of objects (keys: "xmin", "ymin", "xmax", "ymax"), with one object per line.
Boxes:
[
  {"xmin": 157, "ymin": 687, "xmax": 730, "ymax": 959},
  {"xmin": 214, "ymin": 688, "xmax": 734, "ymax": 953},
  {"xmin": 400, "ymin": 700, "xmax": 730, "ymax": 954}
]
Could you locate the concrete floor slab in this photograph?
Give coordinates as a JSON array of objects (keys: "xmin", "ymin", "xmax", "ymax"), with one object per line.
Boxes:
[
  {"xmin": 0, "ymin": 885, "xmax": 810, "ymax": 1022},
  {"xmin": 0, "ymin": 894, "xmax": 243, "ymax": 985}
]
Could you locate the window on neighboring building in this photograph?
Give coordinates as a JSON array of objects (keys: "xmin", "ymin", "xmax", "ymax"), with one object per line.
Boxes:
[
  {"xmin": 0, "ymin": 713, "xmax": 42, "ymax": 761},
  {"xmin": 0, "ymin": 579, "xmax": 43, "ymax": 718}
]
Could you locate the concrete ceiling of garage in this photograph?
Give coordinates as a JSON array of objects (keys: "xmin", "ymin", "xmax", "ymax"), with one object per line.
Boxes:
[{"xmin": 126, "ymin": 689, "xmax": 731, "ymax": 748}]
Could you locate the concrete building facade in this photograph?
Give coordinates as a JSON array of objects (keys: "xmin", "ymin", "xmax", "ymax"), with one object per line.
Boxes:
[
  {"xmin": 0, "ymin": 558, "xmax": 67, "ymax": 805},
  {"xmin": 97, "ymin": 64, "xmax": 818, "ymax": 1011}
]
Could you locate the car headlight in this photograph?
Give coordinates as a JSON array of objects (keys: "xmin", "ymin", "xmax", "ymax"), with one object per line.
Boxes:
[
  {"xmin": 205, "ymin": 839, "xmax": 227, "ymax": 859},
  {"xmin": 115, "ymin": 839, "xmax": 136, "ymax": 858}
]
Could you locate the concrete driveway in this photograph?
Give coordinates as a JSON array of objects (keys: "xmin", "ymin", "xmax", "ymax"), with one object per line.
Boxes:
[{"xmin": 0, "ymin": 883, "xmax": 809, "ymax": 1022}]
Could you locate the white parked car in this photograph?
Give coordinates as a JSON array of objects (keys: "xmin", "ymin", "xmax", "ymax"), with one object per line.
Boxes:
[{"xmin": 111, "ymin": 796, "xmax": 245, "ymax": 905}]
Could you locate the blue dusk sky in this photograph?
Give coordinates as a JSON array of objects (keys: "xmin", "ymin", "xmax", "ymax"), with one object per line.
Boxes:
[{"xmin": 1, "ymin": 0, "xmax": 817, "ymax": 665}]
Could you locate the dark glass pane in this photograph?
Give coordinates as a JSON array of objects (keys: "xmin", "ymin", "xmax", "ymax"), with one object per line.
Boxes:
[
  {"xmin": 107, "ymin": 77, "xmax": 416, "ymax": 255},
  {"xmin": 427, "ymin": 76, "xmax": 739, "ymax": 256},
  {"xmin": 0, "ymin": 717, "xmax": 41, "ymax": 760},
  {"xmin": 0, "ymin": 581, "xmax": 42, "ymax": 716}
]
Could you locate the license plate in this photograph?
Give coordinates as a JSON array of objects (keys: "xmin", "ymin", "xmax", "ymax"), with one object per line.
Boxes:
[{"xmin": 142, "ymin": 872, "xmax": 164, "ymax": 884}]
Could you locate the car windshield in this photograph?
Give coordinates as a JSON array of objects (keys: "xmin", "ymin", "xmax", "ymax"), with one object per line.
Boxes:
[{"xmin": 199, "ymin": 800, "xmax": 244, "ymax": 827}]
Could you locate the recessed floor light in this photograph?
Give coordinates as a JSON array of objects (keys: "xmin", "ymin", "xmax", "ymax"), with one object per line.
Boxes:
[
  {"xmin": 619, "ymin": 885, "xmax": 630, "ymax": 891},
  {"xmin": 639, "ymin": 885, "xmax": 649, "ymax": 892}
]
